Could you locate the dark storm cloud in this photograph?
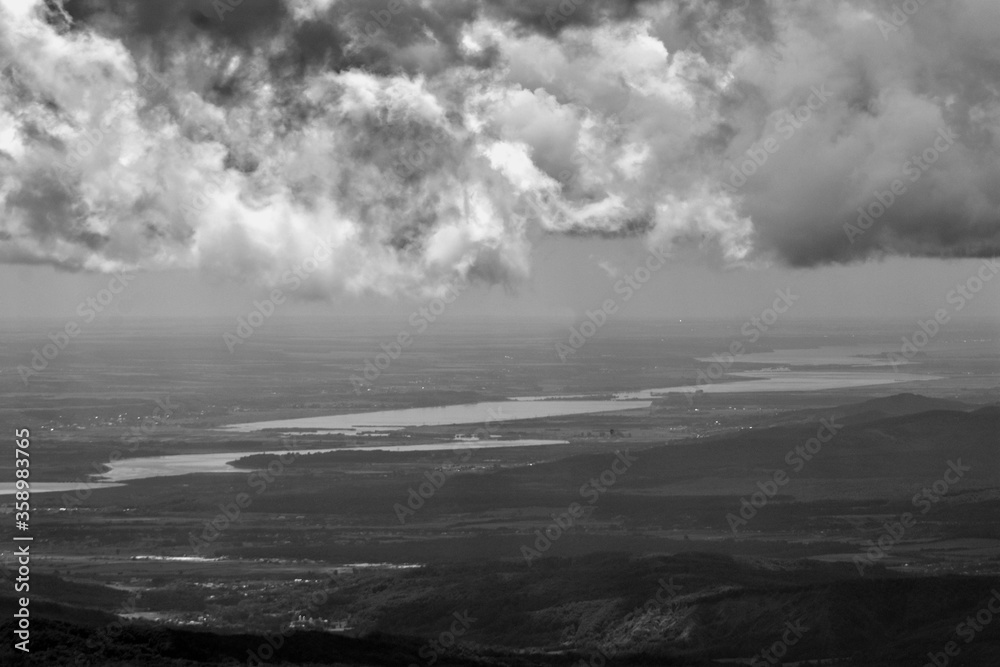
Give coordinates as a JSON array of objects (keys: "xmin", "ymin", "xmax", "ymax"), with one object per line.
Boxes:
[
  {"xmin": 63, "ymin": 0, "xmax": 289, "ymax": 46},
  {"xmin": 482, "ymin": 0, "xmax": 653, "ymax": 37}
]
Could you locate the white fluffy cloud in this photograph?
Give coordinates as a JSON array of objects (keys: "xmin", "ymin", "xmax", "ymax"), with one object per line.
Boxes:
[{"xmin": 0, "ymin": 0, "xmax": 997, "ymax": 297}]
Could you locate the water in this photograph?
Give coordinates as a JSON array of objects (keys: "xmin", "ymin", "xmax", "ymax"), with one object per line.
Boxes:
[
  {"xmin": 695, "ymin": 346, "xmax": 909, "ymax": 367},
  {"xmin": 9, "ymin": 366, "xmax": 941, "ymax": 496},
  {"xmin": 0, "ymin": 481, "xmax": 125, "ymax": 497},
  {"xmin": 614, "ymin": 371, "xmax": 939, "ymax": 400},
  {"xmin": 222, "ymin": 399, "xmax": 652, "ymax": 433},
  {"xmin": 341, "ymin": 439, "xmax": 569, "ymax": 452},
  {"xmin": 92, "ymin": 439, "xmax": 578, "ymax": 484}
]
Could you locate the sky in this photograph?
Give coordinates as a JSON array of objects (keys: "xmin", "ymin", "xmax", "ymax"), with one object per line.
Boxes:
[
  {"xmin": 3, "ymin": 250, "xmax": 999, "ymax": 327},
  {"xmin": 0, "ymin": 1, "xmax": 999, "ymax": 326}
]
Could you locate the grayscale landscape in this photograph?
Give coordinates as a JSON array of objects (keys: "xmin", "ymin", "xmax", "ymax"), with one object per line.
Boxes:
[{"xmin": 1, "ymin": 1, "xmax": 999, "ymax": 666}]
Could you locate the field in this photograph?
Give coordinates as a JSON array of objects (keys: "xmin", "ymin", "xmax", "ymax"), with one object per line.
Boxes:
[{"xmin": 1, "ymin": 317, "xmax": 999, "ymax": 665}]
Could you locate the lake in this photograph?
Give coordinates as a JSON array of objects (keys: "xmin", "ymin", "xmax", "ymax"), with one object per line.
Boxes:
[
  {"xmin": 91, "ymin": 439, "xmax": 574, "ymax": 483},
  {"xmin": 221, "ymin": 399, "xmax": 652, "ymax": 433},
  {"xmin": 694, "ymin": 345, "xmax": 910, "ymax": 367},
  {"xmin": 0, "ymin": 481, "xmax": 125, "ymax": 497},
  {"xmin": 0, "ymin": 438, "xmax": 579, "ymax": 494},
  {"xmin": 613, "ymin": 370, "xmax": 939, "ymax": 400}
]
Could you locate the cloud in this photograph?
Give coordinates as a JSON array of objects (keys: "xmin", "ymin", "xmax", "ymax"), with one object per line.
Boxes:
[{"xmin": 0, "ymin": 0, "xmax": 997, "ymax": 298}]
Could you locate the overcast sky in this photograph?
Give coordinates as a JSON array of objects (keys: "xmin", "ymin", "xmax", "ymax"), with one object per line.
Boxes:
[
  {"xmin": 4, "ymin": 251, "xmax": 998, "ymax": 326},
  {"xmin": 1, "ymin": 1, "xmax": 998, "ymax": 325}
]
